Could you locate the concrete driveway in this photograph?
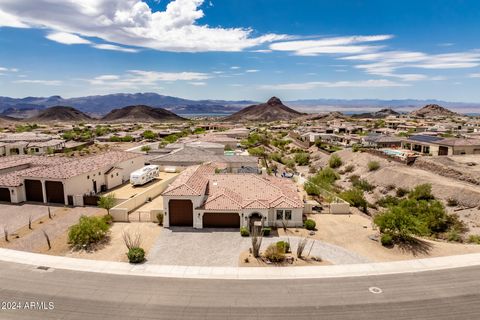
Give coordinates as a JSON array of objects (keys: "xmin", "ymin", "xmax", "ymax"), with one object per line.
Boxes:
[{"xmin": 147, "ymin": 227, "xmax": 369, "ymax": 266}]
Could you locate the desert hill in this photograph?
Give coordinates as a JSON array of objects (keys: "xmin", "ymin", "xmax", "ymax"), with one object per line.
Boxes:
[
  {"xmin": 101, "ymin": 105, "xmax": 185, "ymax": 122},
  {"xmin": 351, "ymin": 108, "xmax": 400, "ymax": 119},
  {"xmin": 28, "ymin": 106, "xmax": 92, "ymax": 122},
  {"xmin": 224, "ymin": 97, "xmax": 304, "ymax": 122},
  {"xmin": 411, "ymin": 104, "xmax": 459, "ymax": 117}
]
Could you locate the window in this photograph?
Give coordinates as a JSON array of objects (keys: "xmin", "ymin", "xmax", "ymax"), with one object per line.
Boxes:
[
  {"xmin": 284, "ymin": 210, "xmax": 292, "ymax": 220},
  {"xmin": 276, "ymin": 210, "xmax": 283, "ymax": 220},
  {"xmin": 87, "ymin": 175, "xmax": 90, "ymax": 179},
  {"xmin": 111, "ymin": 174, "xmax": 113, "ymax": 178}
]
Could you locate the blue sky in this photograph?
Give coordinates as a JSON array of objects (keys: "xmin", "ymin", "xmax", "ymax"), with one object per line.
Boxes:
[{"xmin": 1, "ymin": 0, "xmax": 480, "ymax": 102}]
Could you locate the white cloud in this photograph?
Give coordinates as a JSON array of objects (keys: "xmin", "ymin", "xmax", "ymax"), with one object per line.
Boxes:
[
  {"xmin": 0, "ymin": 0, "xmax": 287, "ymax": 52},
  {"xmin": 92, "ymin": 43, "xmax": 139, "ymax": 53},
  {"xmin": 342, "ymin": 51, "xmax": 480, "ymax": 80},
  {"xmin": 188, "ymin": 81, "xmax": 206, "ymax": 86},
  {"xmin": 470, "ymin": 73, "xmax": 480, "ymax": 78},
  {"xmin": 14, "ymin": 79, "xmax": 62, "ymax": 86},
  {"xmin": 245, "ymin": 69, "xmax": 259, "ymax": 73},
  {"xmin": 269, "ymin": 35, "xmax": 392, "ymax": 56},
  {"xmin": 87, "ymin": 69, "xmax": 210, "ymax": 89},
  {"xmin": 260, "ymin": 79, "xmax": 409, "ymax": 90},
  {"xmin": 46, "ymin": 32, "xmax": 91, "ymax": 45},
  {"xmin": 230, "ymin": 66, "xmax": 241, "ymax": 70}
]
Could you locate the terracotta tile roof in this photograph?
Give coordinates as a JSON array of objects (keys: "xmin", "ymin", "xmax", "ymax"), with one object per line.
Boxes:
[
  {"xmin": 0, "ymin": 152, "xmax": 142, "ymax": 187},
  {"xmin": 162, "ymin": 164, "xmax": 216, "ymax": 196}
]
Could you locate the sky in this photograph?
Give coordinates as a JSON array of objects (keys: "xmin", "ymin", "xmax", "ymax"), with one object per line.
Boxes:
[{"xmin": 1, "ymin": 0, "xmax": 480, "ymax": 102}]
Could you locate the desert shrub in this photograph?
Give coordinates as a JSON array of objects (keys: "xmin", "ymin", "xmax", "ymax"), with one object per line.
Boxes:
[
  {"xmin": 377, "ymin": 195, "xmax": 401, "ymax": 208},
  {"xmin": 127, "ymin": 247, "xmax": 145, "ymax": 263},
  {"xmin": 294, "ymin": 152, "xmax": 310, "ymax": 166},
  {"xmin": 102, "ymin": 214, "xmax": 113, "ymax": 225},
  {"xmin": 385, "ymin": 184, "xmax": 396, "ymax": 192},
  {"xmin": 276, "ymin": 241, "xmax": 290, "ymax": 253},
  {"xmin": 446, "ymin": 198, "xmax": 459, "ymax": 207},
  {"xmin": 344, "ymin": 164, "xmax": 355, "ymax": 173},
  {"xmin": 446, "ymin": 229, "xmax": 462, "ymax": 242},
  {"xmin": 262, "ymin": 227, "xmax": 271, "ymax": 236},
  {"xmin": 350, "ymin": 176, "xmax": 375, "ymax": 192},
  {"xmin": 304, "ymin": 167, "xmax": 339, "ymax": 195},
  {"xmin": 240, "ymin": 226, "xmax": 250, "ymax": 237},
  {"xmin": 156, "ymin": 212, "xmax": 164, "ymax": 225},
  {"xmin": 304, "ymin": 219, "xmax": 316, "ymax": 230},
  {"xmin": 396, "ymin": 187, "xmax": 409, "ymax": 198},
  {"xmin": 352, "ymin": 144, "xmax": 362, "ymax": 152},
  {"xmin": 68, "ymin": 215, "xmax": 110, "ymax": 250},
  {"xmin": 340, "ymin": 188, "xmax": 368, "ymax": 213},
  {"xmin": 368, "ymin": 161, "xmax": 380, "ymax": 171},
  {"xmin": 329, "ymin": 154, "xmax": 343, "ymax": 168},
  {"xmin": 380, "ymin": 233, "xmax": 394, "ymax": 246},
  {"xmin": 264, "ymin": 243, "xmax": 285, "ymax": 262},
  {"xmin": 408, "ymin": 184, "xmax": 435, "ymax": 201},
  {"xmin": 141, "ymin": 145, "xmax": 151, "ymax": 153},
  {"xmin": 467, "ymin": 235, "xmax": 480, "ymax": 244}
]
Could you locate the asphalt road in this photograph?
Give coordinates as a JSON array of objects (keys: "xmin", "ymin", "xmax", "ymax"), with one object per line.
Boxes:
[{"xmin": 1, "ymin": 261, "xmax": 479, "ymax": 320}]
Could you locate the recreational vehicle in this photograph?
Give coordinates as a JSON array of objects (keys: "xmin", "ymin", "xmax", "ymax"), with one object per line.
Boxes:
[{"xmin": 130, "ymin": 165, "xmax": 159, "ymax": 186}]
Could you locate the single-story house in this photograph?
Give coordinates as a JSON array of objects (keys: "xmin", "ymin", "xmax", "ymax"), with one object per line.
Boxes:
[
  {"xmin": 161, "ymin": 164, "xmax": 304, "ymax": 229},
  {"xmin": 0, "ymin": 132, "xmax": 65, "ymax": 155},
  {"xmin": 362, "ymin": 134, "xmax": 403, "ymax": 148},
  {"xmin": 402, "ymin": 135, "xmax": 480, "ymax": 156},
  {"xmin": 150, "ymin": 147, "xmax": 258, "ymax": 173},
  {"xmin": 0, "ymin": 151, "xmax": 144, "ymax": 205}
]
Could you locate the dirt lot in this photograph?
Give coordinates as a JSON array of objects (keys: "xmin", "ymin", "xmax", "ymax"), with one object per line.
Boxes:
[
  {"xmin": 286, "ymin": 212, "xmax": 480, "ymax": 262},
  {"xmin": 66, "ymin": 222, "xmax": 162, "ymax": 262}
]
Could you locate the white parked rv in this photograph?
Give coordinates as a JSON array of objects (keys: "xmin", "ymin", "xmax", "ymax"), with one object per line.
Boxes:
[{"xmin": 129, "ymin": 165, "xmax": 159, "ymax": 186}]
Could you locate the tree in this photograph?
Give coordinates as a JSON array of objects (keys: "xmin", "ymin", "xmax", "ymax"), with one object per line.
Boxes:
[
  {"xmin": 68, "ymin": 215, "xmax": 110, "ymax": 250},
  {"xmin": 142, "ymin": 130, "xmax": 156, "ymax": 140},
  {"xmin": 98, "ymin": 194, "xmax": 116, "ymax": 215},
  {"xmin": 374, "ymin": 205, "xmax": 422, "ymax": 240}
]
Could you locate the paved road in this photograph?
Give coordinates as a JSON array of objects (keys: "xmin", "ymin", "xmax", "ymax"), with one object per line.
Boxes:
[{"xmin": 1, "ymin": 261, "xmax": 479, "ymax": 319}]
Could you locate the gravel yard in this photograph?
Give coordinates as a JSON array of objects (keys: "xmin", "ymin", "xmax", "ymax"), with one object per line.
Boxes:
[
  {"xmin": 0, "ymin": 204, "xmax": 52, "ymax": 237},
  {"xmin": 147, "ymin": 227, "xmax": 369, "ymax": 267}
]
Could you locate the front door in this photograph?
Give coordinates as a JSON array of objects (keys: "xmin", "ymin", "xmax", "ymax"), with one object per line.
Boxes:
[{"xmin": 93, "ymin": 180, "xmax": 97, "ymax": 194}]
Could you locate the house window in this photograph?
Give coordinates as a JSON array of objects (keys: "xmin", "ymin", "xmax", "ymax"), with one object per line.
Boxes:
[
  {"xmin": 111, "ymin": 174, "xmax": 113, "ymax": 178},
  {"xmin": 276, "ymin": 210, "xmax": 283, "ymax": 220},
  {"xmin": 284, "ymin": 210, "xmax": 292, "ymax": 220},
  {"xmin": 87, "ymin": 175, "xmax": 90, "ymax": 179},
  {"xmin": 116, "ymin": 173, "xmax": 119, "ymax": 176}
]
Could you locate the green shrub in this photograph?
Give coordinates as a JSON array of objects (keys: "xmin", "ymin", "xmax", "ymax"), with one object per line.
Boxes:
[
  {"xmin": 127, "ymin": 247, "xmax": 145, "ymax": 263},
  {"xmin": 304, "ymin": 167, "xmax": 340, "ymax": 195},
  {"xmin": 304, "ymin": 219, "xmax": 316, "ymax": 230},
  {"xmin": 350, "ymin": 176, "xmax": 375, "ymax": 192},
  {"xmin": 294, "ymin": 152, "xmax": 310, "ymax": 166},
  {"xmin": 446, "ymin": 229, "xmax": 462, "ymax": 242},
  {"xmin": 380, "ymin": 233, "xmax": 394, "ymax": 246},
  {"xmin": 329, "ymin": 154, "xmax": 343, "ymax": 168},
  {"xmin": 262, "ymin": 227, "xmax": 271, "ymax": 236},
  {"xmin": 264, "ymin": 243, "xmax": 285, "ymax": 262},
  {"xmin": 156, "ymin": 212, "xmax": 164, "ymax": 225},
  {"xmin": 396, "ymin": 187, "xmax": 409, "ymax": 197},
  {"xmin": 408, "ymin": 184, "xmax": 435, "ymax": 201},
  {"xmin": 467, "ymin": 235, "xmax": 480, "ymax": 244},
  {"xmin": 340, "ymin": 188, "xmax": 368, "ymax": 213},
  {"xmin": 102, "ymin": 214, "xmax": 113, "ymax": 225},
  {"xmin": 276, "ymin": 240, "xmax": 290, "ymax": 253},
  {"xmin": 377, "ymin": 195, "xmax": 401, "ymax": 208},
  {"xmin": 68, "ymin": 215, "xmax": 110, "ymax": 250},
  {"xmin": 368, "ymin": 161, "xmax": 380, "ymax": 171},
  {"xmin": 240, "ymin": 226, "xmax": 250, "ymax": 237},
  {"xmin": 352, "ymin": 144, "xmax": 362, "ymax": 152},
  {"xmin": 344, "ymin": 164, "xmax": 355, "ymax": 173}
]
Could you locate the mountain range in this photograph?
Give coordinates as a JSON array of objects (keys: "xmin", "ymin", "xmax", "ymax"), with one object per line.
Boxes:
[
  {"xmin": 1, "ymin": 93, "xmax": 479, "ymax": 117},
  {"xmin": 224, "ymin": 97, "xmax": 304, "ymax": 122}
]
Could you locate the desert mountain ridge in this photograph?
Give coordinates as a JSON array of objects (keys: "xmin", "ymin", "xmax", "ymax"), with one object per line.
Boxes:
[
  {"xmin": 223, "ymin": 97, "xmax": 304, "ymax": 122},
  {"xmin": 101, "ymin": 105, "xmax": 186, "ymax": 122}
]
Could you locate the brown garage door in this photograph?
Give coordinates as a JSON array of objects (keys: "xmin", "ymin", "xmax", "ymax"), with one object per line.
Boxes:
[
  {"xmin": 25, "ymin": 179, "xmax": 43, "ymax": 202},
  {"xmin": 203, "ymin": 212, "xmax": 240, "ymax": 228},
  {"xmin": 169, "ymin": 200, "xmax": 193, "ymax": 226},
  {"xmin": 45, "ymin": 181, "xmax": 65, "ymax": 204},
  {"xmin": 0, "ymin": 188, "xmax": 11, "ymax": 202}
]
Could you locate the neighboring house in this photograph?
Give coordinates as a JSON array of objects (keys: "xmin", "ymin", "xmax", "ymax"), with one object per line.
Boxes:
[
  {"xmin": 362, "ymin": 134, "xmax": 403, "ymax": 148},
  {"xmin": 161, "ymin": 164, "xmax": 304, "ymax": 229},
  {"xmin": 0, "ymin": 151, "xmax": 144, "ymax": 205},
  {"xmin": 402, "ymin": 135, "xmax": 480, "ymax": 156},
  {"xmin": 150, "ymin": 146, "xmax": 258, "ymax": 173},
  {"xmin": 0, "ymin": 132, "xmax": 65, "ymax": 156}
]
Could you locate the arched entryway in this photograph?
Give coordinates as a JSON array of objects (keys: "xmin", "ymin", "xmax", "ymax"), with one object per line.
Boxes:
[{"xmin": 249, "ymin": 212, "xmax": 263, "ymax": 232}]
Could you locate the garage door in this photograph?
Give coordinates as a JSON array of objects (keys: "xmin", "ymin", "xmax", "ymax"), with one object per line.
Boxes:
[
  {"xmin": 203, "ymin": 212, "xmax": 240, "ymax": 228},
  {"xmin": 45, "ymin": 181, "xmax": 65, "ymax": 204},
  {"xmin": 168, "ymin": 200, "xmax": 193, "ymax": 226},
  {"xmin": 25, "ymin": 179, "xmax": 43, "ymax": 202},
  {"xmin": 0, "ymin": 188, "xmax": 11, "ymax": 202}
]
